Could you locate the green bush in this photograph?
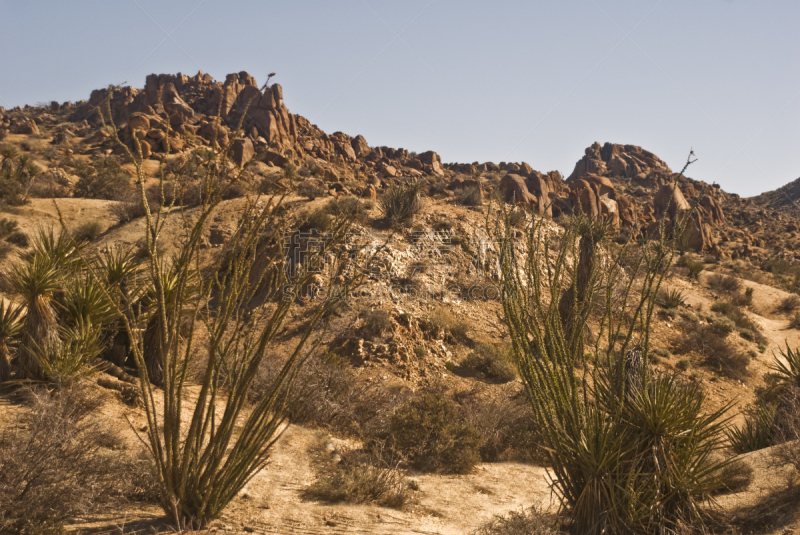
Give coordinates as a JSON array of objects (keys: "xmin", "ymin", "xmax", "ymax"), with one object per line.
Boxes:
[
  {"xmin": 685, "ymin": 258, "xmax": 705, "ymax": 279},
  {"xmin": 388, "ymin": 393, "xmax": 483, "ymax": 474},
  {"xmin": 676, "ymin": 358, "xmax": 691, "ymax": 371},
  {"xmin": 462, "ymin": 343, "xmax": 517, "ymax": 383}
]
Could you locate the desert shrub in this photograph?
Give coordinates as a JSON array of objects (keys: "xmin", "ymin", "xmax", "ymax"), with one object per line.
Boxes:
[
  {"xmin": 113, "ymin": 201, "xmax": 146, "ymax": 224},
  {"xmin": 685, "ymin": 258, "xmax": 705, "ymax": 279},
  {"xmin": 73, "ymin": 220, "xmax": 103, "ymax": 242},
  {"xmin": 733, "ymin": 286, "xmax": 755, "ymax": 306},
  {"xmin": 676, "ymin": 358, "xmax": 691, "ymax": 371},
  {"xmin": 727, "ymin": 402, "xmax": 775, "ymax": 454},
  {"xmin": 658, "ymin": 287, "xmax": 686, "ymax": 308},
  {"xmin": 790, "ymin": 312, "xmax": 800, "ymax": 330},
  {"xmin": 298, "ymin": 207, "xmax": 332, "ymax": 234},
  {"xmin": 462, "ymin": 342, "xmax": 517, "ymax": 383},
  {"xmin": 73, "ymin": 156, "xmax": 132, "ymax": 200},
  {"xmin": 474, "ymin": 506, "xmax": 565, "ymax": 535},
  {"xmin": 456, "ymin": 387, "xmax": 540, "ymax": 462},
  {"xmin": 708, "ymin": 273, "xmax": 742, "ymax": 293},
  {"xmin": 455, "ymin": 185, "xmax": 483, "ymax": 206},
  {"xmin": 146, "ymin": 181, "xmax": 202, "ymax": 207},
  {"xmin": 429, "ymin": 306, "xmax": 469, "ymax": 341},
  {"xmin": 508, "ymin": 208, "xmax": 527, "ymax": 228},
  {"xmin": 0, "ymin": 388, "xmax": 158, "ymax": 533},
  {"xmin": 326, "ymin": 195, "xmax": 372, "ymax": 223},
  {"xmin": 379, "ymin": 181, "xmax": 423, "ymax": 226},
  {"xmin": 675, "ymin": 320, "xmax": 749, "ymax": 379},
  {"xmin": 711, "ymin": 317, "xmax": 736, "ymax": 336},
  {"xmin": 388, "ymin": 393, "xmax": 483, "ymax": 474},
  {"xmin": 712, "ymin": 300, "xmax": 767, "ymax": 345},
  {"xmin": 0, "ymin": 218, "xmax": 18, "ymax": 241},
  {"xmin": 713, "ymin": 458, "xmax": 754, "ymax": 494},
  {"xmin": 361, "ymin": 309, "xmax": 393, "ymax": 340},
  {"xmin": 778, "ymin": 294, "xmax": 800, "ymax": 314},
  {"xmin": 305, "ymin": 445, "xmax": 408, "ymax": 508},
  {"xmin": 297, "ymin": 177, "xmax": 327, "ymax": 200}
]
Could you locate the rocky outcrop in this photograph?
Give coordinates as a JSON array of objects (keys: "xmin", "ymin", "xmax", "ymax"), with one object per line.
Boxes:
[{"xmin": 567, "ymin": 142, "xmax": 671, "ymax": 182}]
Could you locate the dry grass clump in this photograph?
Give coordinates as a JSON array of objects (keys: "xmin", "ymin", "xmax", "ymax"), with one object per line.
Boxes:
[
  {"xmin": 297, "ymin": 177, "xmax": 327, "ymax": 200},
  {"xmin": 474, "ymin": 506, "xmax": 565, "ymax": 535},
  {"xmin": 429, "ymin": 306, "xmax": 469, "ymax": 341},
  {"xmin": 0, "ymin": 387, "xmax": 158, "ymax": 533},
  {"xmin": 305, "ymin": 445, "xmax": 409, "ymax": 508},
  {"xmin": 387, "ymin": 392, "xmax": 483, "ymax": 474},
  {"xmin": 461, "ymin": 342, "xmax": 517, "ymax": 383}
]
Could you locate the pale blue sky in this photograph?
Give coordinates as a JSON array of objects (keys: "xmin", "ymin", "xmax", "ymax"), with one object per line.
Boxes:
[{"xmin": 1, "ymin": 1, "xmax": 797, "ymax": 196}]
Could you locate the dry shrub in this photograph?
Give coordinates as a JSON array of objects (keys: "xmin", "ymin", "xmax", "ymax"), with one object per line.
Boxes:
[
  {"xmin": 474, "ymin": 506, "xmax": 565, "ymax": 535},
  {"xmin": 297, "ymin": 178, "xmax": 327, "ymax": 200},
  {"xmin": 713, "ymin": 458, "xmax": 754, "ymax": 494},
  {"xmin": 360, "ymin": 309, "xmax": 393, "ymax": 340},
  {"xmin": 379, "ymin": 182, "xmax": 423, "ymax": 227},
  {"xmin": 462, "ymin": 342, "xmax": 517, "ymax": 383},
  {"xmin": 429, "ymin": 306, "xmax": 469, "ymax": 342},
  {"xmin": 72, "ymin": 220, "xmax": 103, "ymax": 242},
  {"xmin": 110, "ymin": 197, "xmax": 147, "ymax": 224},
  {"xmin": 789, "ymin": 312, "xmax": 800, "ymax": 330},
  {"xmin": 455, "ymin": 185, "xmax": 483, "ymax": 206},
  {"xmin": 711, "ymin": 300, "xmax": 768, "ymax": 345},
  {"xmin": 0, "ymin": 387, "xmax": 157, "ymax": 533},
  {"xmin": 305, "ymin": 445, "xmax": 408, "ymax": 508},
  {"xmin": 708, "ymin": 273, "xmax": 742, "ymax": 293},
  {"xmin": 456, "ymin": 387, "xmax": 540, "ymax": 462},
  {"xmin": 778, "ymin": 294, "xmax": 800, "ymax": 314},
  {"xmin": 674, "ymin": 320, "xmax": 750, "ymax": 380},
  {"xmin": 388, "ymin": 392, "xmax": 482, "ymax": 474},
  {"xmin": 72, "ymin": 156, "xmax": 132, "ymax": 200}
]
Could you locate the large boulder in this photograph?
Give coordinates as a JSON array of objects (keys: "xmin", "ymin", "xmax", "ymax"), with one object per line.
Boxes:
[
  {"xmin": 351, "ymin": 135, "xmax": 370, "ymax": 158},
  {"xmin": 231, "ymin": 137, "xmax": 255, "ymax": 167},
  {"xmin": 500, "ymin": 174, "xmax": 537, "ymax": 205},
  {"xmin": 654, "ymin": 183, "xmax": 691, "ymax": 218}
]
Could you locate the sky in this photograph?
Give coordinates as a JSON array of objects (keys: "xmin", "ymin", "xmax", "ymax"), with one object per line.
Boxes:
[{"xmin": 0, "ymin": 0, "xmax": 797, "ymax": 197}]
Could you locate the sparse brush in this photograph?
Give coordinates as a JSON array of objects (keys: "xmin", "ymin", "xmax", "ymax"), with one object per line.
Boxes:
[
  {"xmin": 388, "ymin": 393, "xmax": 483, "ymax": 474},
  {"xmin": 0, "ymin": 387, "xmax": 158, "ymax": 533},
  {"xmin": 305, "ymin": 445, "xmax": 408, "ymax": 508},
  {"xmin": 726, "ymin": 402, "xmax": 775, "ymax": 454},
  {"xmin": 713, "ymin": 458, "xmax": 754, "ymax": 494},
  {"xmin": 789, "ymin": 312, "xmax": 800, "ymax": 330},
  {"xmin": 0, "ymin": 217, "xmax": 19, "ymax": 241},
  {"xmin": 72, "ymin": 155, "xmax": 132, "ymax": 200},
  {"xmin": 778, "ymin": 294, "xmax": 800, "ymax": 314},
  {"xmin": 658, "ymin": 287, "xmax": 686, "ymax": 309},
  {"xmin": 379, "ymin": 181, "xmax": 423, "ymax": 226},
  {"xmin": 474, "ymin": 506, "xmax": 565, "ymax": 535},
  {"xmin": 429, "ymin": 306, "xmax": 469, "ymax": 341},
  {"xmin": 462, "ymin": 342, "xmax": 517, "ymax": 383}
]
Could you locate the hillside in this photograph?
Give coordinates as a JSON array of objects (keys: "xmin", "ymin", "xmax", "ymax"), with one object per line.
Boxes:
[{"xmin": 0, "ymin": 72, "xmax": 799, "ymax": 534}]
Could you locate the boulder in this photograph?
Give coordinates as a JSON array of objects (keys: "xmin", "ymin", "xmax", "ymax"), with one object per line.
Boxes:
[
  {"xmin": 351, "ymin": 135, "xmax": 370, "ymax": 158},
  {"xmin": 128, "ymin": 112, "xmax": 151, "ymax": 131},
  {"xmin": 500, "ymin": 174, "xmax": 536, "ymax": 205},
  {"xmin": 231, "ymin": 137, "xmax": 255, "ymax": 167},
  {"xmin": 653, "ymin": 183, "xmax": 691, "ymax": 218}
]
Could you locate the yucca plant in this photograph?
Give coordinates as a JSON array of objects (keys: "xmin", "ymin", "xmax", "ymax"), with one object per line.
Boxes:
[
  {"xmin": 658, "ymin": 287, "xmax": 686, "ymax": 309},
  {"xmin": 100, "ymin": 84, "xmax": 373, "ymax": 529},
  {"xmin": 490, "ymin": 157, "xmax": 732, "ymax": 534},
  {"xmin": 726, "ymin": 402, "xmax": 775, "ymax": 454},
  {"xmin": 10, "ymin": 255, "xmax": 63, "ymax": 380},
  {"xmin": 379, "ymin": 181, "xmax": 423, "ymax": 226},
  {"xmin": 0, "ymin": 301, "xmax": 23, "ymax": 381},
  {"xmin": 28, "ymin": 322, "xmax": 102, "ymax": 385}
]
